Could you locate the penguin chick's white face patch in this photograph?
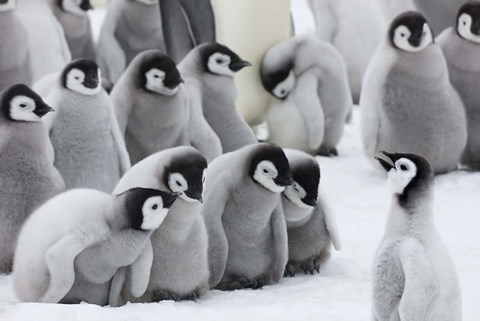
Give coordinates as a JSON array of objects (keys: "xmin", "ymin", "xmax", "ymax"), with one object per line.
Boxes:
[
  {"xmin": 272, "ymin": 71, "xmax": 296, "ymax": 99},
  {"xmin": 458, "ymin": 13, "xmax": 480, "ymax": 43},
  {"xmin": 133, "ymin": 0, "xmax": 158, "ymax": 5},
  {"xmin": 141, "ymin": 196, "xmax": 168, "ymax": 230},
  {"xmin": 145, "ymin": 68, "xmax": 179, "ymax": 96},
  {"xmin": 168, "ymin": 172, "xmax": 196, "ymax": 203},
  {"xmin": 0, "ymin": 0, "xmax": 15, "ymax": 12},
  {"xmin": 284, "ymin": 181, "xmax": 312, "ymax": 209},
  {"xmin": 253, "ymin": 160, "xmax": 285, "ymax": 193},
  {"xmin": 66, "ymin": 68, "xmax": 102, "ymax": 96},
  {"xmin": 387, "ymin": 158, "xmax": 417, "ymax": 195},
  {"xmin": 9, "ymin": 96, "xmax": 42, "ymax": 122},
  {"xmin": 394, "ymin": 23, "xmax": 433, "ymax": 52},
  {"xmin": 207, "ymin": 53, "xmax": 235, "ymax": 77}
]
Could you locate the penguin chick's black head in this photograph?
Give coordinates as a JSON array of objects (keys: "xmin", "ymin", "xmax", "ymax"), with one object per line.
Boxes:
[
  {"xmin": 261, "ymin": 62, "xmax": 293, "ymax": 100},
  {"xmin": 457, "ymin": 2, "xmax": 480, "ymax": 39},
  {"xmin": 290, "ymin": 158, "xmax": 320, "ymax": 207},
  {"xmin": 250, "ymin": 144, "xmax": 293, "ymax": 190},
  {"xmin": 62, "ymin": 59, "xmax": 100, "ymax": 91},
  {"xmin": 123, "ymin": 187, "xmax": 178, "ymax": 231},
  {"xmin": 164, "ymin": 151, "xmax": 208, "ymax": 203},
  {"xmin": 1, "ymin": 84, "xmax": 54, "ymax": 122},
  {"xmin": 139, "ymin": 53, "xmax": 183, "ymax": 90},
  {"xmin": 200, "ymin": 43, "xmax": 251, "ymax": 76},
  {"xmin": 374, "ymin": 151, "xmax": 433, "ymax": 209},
  {"xmin": 389, "ymin": 11, "xmax": 433, "ymax": 51},
  {"xmin": 58, "ymin": 0, "xmax": 93, "ymax": 11}
]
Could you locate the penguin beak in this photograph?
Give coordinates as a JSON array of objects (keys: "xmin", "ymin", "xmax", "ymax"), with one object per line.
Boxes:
[
  {"xmin": 80, "ymin": 0, "xmax": 93, "ymax": 11},
  {"xmin": 472, "ymin": 19, "xmax": 480, "ymax": 36},
  {"xmin": 408, "ymin": 28, "xmax": 424, "ymax": 47},
  {"xmin": 229, "ymin": 60, "xmax": 252, "ymax": 72},
  {"xmin": 162, "ymin": 192, "xmax": 180, "ymax": 209},
  {"xmin": 274, "ymin": 175, "xmax": 294, "ymax": 187},
  {"xmin": 185, "ymin": 188, "xmax": 203, "ymax": 203},
  {"xmin": 83, "ymin": 79, "xmax": 99, "ymax": 89},
  {"xmin": 302, "ymin": 196, "xmax": 318, "ymax": 207},
  {"xmin": 164, "ymin": 77, "xmax": 184, "ymax": 89},
  {"xmin": 33, "ymin": 103, "xmax": 55, "ymax": 117},
  {"xmin": 374, "ymin": 151, "xmax": 396, "ymax": 172}
]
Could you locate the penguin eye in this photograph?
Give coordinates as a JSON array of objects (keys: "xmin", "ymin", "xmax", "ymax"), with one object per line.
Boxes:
[
  {"xmin": 216, "ymin": 59, "xmax": 224, "ymax": 64},
  {"xmin": 151, "ymin": 204, "xmax": 158, "ymax": 210},
  {"xmin": 175, "ymin": 180, "xmax": 181, "ymax": 187},
  {"xmin": 75, "ymin": 76, "xmax": 80, "ymax": 80},
  {"xmin": 400, "ymin": 164, "xmax": 408, "ymax": 171},
  {"xmin": 262, "ymin": 169, "xmax": 269, "ymax": 174},
  {"xmin": 19, "ymin": 103, "xmax": 27, "ymax": 108},
  {"xmin": 400, "ymin": 33, "xmax": 405, "ymax": 37}
]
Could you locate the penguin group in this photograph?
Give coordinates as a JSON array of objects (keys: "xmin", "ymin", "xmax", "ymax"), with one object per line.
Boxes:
[{"xmin": 0, "ymin": 0, "xmax": 475, "ymax": 320}]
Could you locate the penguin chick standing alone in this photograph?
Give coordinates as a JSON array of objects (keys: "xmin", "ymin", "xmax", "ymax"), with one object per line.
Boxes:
[
  {"xmin": 0, "ymin": 84, "xmax": 65, "ymax": 274},
  {"xmin": 47, "ymin": 59, "xmax": 131, "ymax": 192},
  {"xmin": 281, "ymin": 150, "xmax": 341, "ymax": 277},
  {"xmin": 96, "ymin": 0, "xmax": 165, "ymax": 83},
  {"xmin": 111, "ymin": 50, "xmax": 222, "ymax": 164},
  {"xmin": 437, "ymin": 1, "xmax": 480, "ymax": 169},
  {"xmin": 0, "ymin": 0, "xmax": 32, "ymax": 90},
  {"xmin": 203, "ymin": 143, "xmax": 292, "ymax": 290},
  {"xmin": 371, "ymin": 151, "xmax": 462, "ymax": 321},
  {"xmin": 262, "ymin": 36, "xmax": 352, "ymax": 156},
  {"xmin": 113, "ymin": 146, "xmax": 209, "ymax": 302},
  {"xmin": 178, "ymin": 43, "xmax": 257, "ymax": 153},
  {"xmin": 13, "ymin": 187, "xmax": 178, "ymax": 305},
  {"xmin": 361, "ymin": 12, "xmax": 467, "ymax": 174}
]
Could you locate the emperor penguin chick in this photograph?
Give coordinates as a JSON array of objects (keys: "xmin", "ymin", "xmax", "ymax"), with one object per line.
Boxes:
[
  {"xmin": 47, "ymin": 59, "xmax": 131, "ymax": 192},
  {"xmin": 371, "ymin": 151, "xmax": 462, "ymax": 321},
  {"xmin": 281, "ymin": 150, "xmax": 341, "ymax": 277},
  {"xmin": 96, "ymin": 0, "xmax": 165, "ymax": 83},
  {"xmin": 13, "ymin": 187, "xmax": 178, "ymax": 305},
  {"xmin": 360, "ymin": 11, "xmax": 467, "ymax": 174},
  {"xmin": 203, "ymin": 143, "xmax": 292, "ymax": 290},
  {"xmin": 437, "ymin": 2, "xmax": 480, "ymax": 169},
  {"xmin": 111, "ymin": 50, "xmax": 221, "ymax": 164},
  {"xmin": 0, "ymin": 0, "xmax": 32, "ymax": 91},
  {"xmin": 114, "ymin": 146, "xmax": 209, "ymax": 302},
  {"xmin": 0, "ymin": 84, "xmax": 65, "ymax": 274},
  {"xmin": 262, "ymin": 36, "xmax": 352, "ymax": 156},
  {"xmin": 178, "ymin": 43, "xmax": 257, "ymax": 153}
]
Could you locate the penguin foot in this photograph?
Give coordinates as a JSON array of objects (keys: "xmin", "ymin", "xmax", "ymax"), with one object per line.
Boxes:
[
  {"xmin": 301, "ymin": 257, "xmax": 318, "ymax": 275},
  {"xmin": 152, "ymin": 289, "xmax": 199, "ymax": 302},
  {"xmin": 217, "ymin": 277, "xmax": 265, "ymax": 291},
  {"xmin": 317, "ymin": 146, "xmax": 338, "ymax": 157},
  {"xmin": 284, "ymin": 263, "xmax": 296, "ymax": 277}
]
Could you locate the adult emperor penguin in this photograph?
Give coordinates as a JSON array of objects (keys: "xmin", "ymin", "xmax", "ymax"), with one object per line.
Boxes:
[
  {"xmin": 113, "ymin": 146, "xmax": 209, "ymax": 302},
  {"xmin": 371, "ymin": 151, "xmax": 462, "ymax": 321},
  {"xmin": 48, "ymin": 0, "xmax": 96, "ymax": 61},
  {"xmin": 178, "ymin": 43, "xmax": 257, "ymax": 153},
  {"xmin": 111, "ymin": 50, "xmax": 222, "ymax": 164},
  {"xmin": 281, "ymin": 150, "xmax": 341, "ymax": 277},
  {"xmin": 203, "ymin": 143, "xmax": 292, "ymax": 290},
  {"xmin": 96, "ymin": 0, "xmax": 165, "ymax": 83},
  {"xmin": 437, "ymin": 1, "xmax": 480, "ymax": 169},
  {"xmin": 47, "ymin": 59, "xmax": 131, "ymax": 192},
  {"xmin": 262, "ymin": 36, "xmax": 352, "ymax": 156},
  {"xmin": 0, "ymin": 0, "xmax": 32, "ymax": 91},
  {"xmin": 13, "ymin": 187, "xmax": 178, "ymax": 305},
  {"xmin": 0, "ymin": 84, "xmax": 65, "ymax": 274},
  {"xmin": 360, "ymin": 11, "xmax": 467, "ymax": 174}
]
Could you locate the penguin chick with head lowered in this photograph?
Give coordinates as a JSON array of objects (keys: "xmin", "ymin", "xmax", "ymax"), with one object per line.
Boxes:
[
  {"xmin": 111, "ymin": 50, "xmax": 221, "ymax": 164},
  {"xmin": 371, "ymin": 151, "xmax": 462, "ymax": 321},
  {"xmin": 262, "ymin": 36, "xmax": 352, "ymax": 156},
  {"xmin": 47, "ymin": 59, "xmax": 131, "ymax": 192},
  {"xmin": 178, "ymin": 43, "xmax": 257, "ymax": 153},
  {"xmin": 282, "ymin": 150, "xmax": 341, "ymax": 277},
  {"xmin": 437, "ymin": 1, "xmax": 480, "ymax": 169},
  {"xmin": 203, "ymin": 143, "xmax": 292, "ymax": 290},
  {"xmin": 0, "ymin": 0, "xmax": 32, "ymax": 91},
  {"xmin": 13, "ymin": 187, "xmax": 178, "ymax": 305},
  {"xmin": 49, "ymin": 0, "xmax": 96, "ymax": 61},
  {"xmin": 113, "ymin": 146, "xmax": 209, "ymax": 302},
  {"xmin": 0, "ymin": 84, "xmax": 65, "ymax": 274},
  {"xmin": 96, "ymin": 0, "xmax": 165, "ymax": 83},
  {"xmin": 361, "ymin": 11, "xmax": 467, "ymax": 174}
]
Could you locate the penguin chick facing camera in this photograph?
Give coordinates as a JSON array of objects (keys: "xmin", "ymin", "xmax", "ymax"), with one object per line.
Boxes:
[
  {"xmin": 371, "ymin": 151, "xmax": 462, "ymax": 321},
  {"xmin": 282, "ymin": 149, "xmax": 341, "ymax": 277},
  {"xmin": 111, "ymin": 50, "xmax": 221, "ymax": 164},
  {"xmin": 360, "ymin": 11, "xmax": 467, "ymax": 174}
]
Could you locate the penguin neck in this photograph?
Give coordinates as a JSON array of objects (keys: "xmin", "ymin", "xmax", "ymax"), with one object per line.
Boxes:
[
  {"xmin": 442, "ymin": 28, "xmax": 480, "ymax": 72},
  {"xmin": 157, "ymin": 200, "xmax": 201, "ymax": 241},
  {"xmin": 282, "ymin": 195, "xmax": 314, "ymax": 227}
]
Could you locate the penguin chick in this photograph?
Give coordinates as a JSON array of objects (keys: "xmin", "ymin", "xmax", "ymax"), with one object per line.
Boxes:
[
  {"xmin": 203, "ymin": 143, "xmax": 292, "ymax": 290},
  {"xmin": 113, "ymin": 146, "xmax": 209, "ymax": 302},
  {"xmin": 281, "ymin": 150, "xmax": 341, "ymax": 277},
  {"xmin": 0, "ymin": 0, "xmax": 32, "ymax": 91},
  {"xmin": 47, "ymin": 59, "xmax": 131, "ymax": 192},
  {"xmin": 178, "ymin": 43, "xmax": 257, "ymax": 153},
  {"xmin": 0, "ymin": 84, "xmax": 65, "ymax": 274},
  {"xmin": 437, "ymin": 1, "xmax": 480, "ymax": 169},
  {"xmin": 96, "ymin": 0, "xmax": 165, "ymax": 83},
  {"xmin": 111, "ymin": 50, "xmax": 221, "ymax": 164},
  {"xmin": 361, "ymin": 11, "xmax": 467, "ymax": 174},
  {"xmin": 371, "ymin": 151, "xmax": 462, "ymax": 321},
  {"xmin": 13, "ymin": 187, "xmax": 178, "ymax": 305}
]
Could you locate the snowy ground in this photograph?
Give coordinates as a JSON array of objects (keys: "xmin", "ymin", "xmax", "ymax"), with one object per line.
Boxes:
[{"xmin": 1, "ymin": 108, "xmax": 479, "ymax": 321}]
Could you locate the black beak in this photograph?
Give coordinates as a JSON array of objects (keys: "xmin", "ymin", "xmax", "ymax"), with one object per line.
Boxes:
[
  {"xmin": 83, "ymin": 79, "xmax": 99, "ymax": 89},
  {"xmin": 408, "ymin": 28, "xmax": 424, "ymax": 47},
  {"xmin": 162, "ymin": 192, "xmax": 180, "ymax": 209},
  {"xmin": 302, "ymin": 196, "xmax": 318, "ymax": 207},
  {"xmin": 274, "ymin": 175, "xmax": 294, "ymax": 187},
  {"xmin": 80, "ymin": 0, "xmax": 93, "ymax": 11},
  {"xmin": 185, "ymin": 188, "xmax": 203, "ymax": 203},
  {"xmin": 374, "ymin": 151, "xmax": 396, "ymax": 172},
  {"xmin": 164, "ymin": 77, "xmax": 184, "ymax": 89},
  {"xmin": 33, "ymin": 103, "xmax": 55, "ymax": 117},
  {"xmin": 229, "ymin": 60, "xmax": 252, "ymax": 72},
  {"xmin": 472, "ymin": 19, "xmax": 480, "ymax": 36}
]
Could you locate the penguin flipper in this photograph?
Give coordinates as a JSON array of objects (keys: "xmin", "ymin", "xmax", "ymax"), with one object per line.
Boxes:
[
  {"xmin": 271, "ymin": 202, "xmax": 288, "ymax": 282},
  {"xmin": 317, "ymin": 191, "xmax": 342, "ymax": 251},
  {"xmin": 109, "ymin": 267, "xmax": 126, "ymax": 307},
  {"xmin": 126, "ymin": 239, "xmax": 154, "ymax": 299},
  {"xmin": 109, "ymin": 103, "xmax": 131, "ymax": 174}
]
